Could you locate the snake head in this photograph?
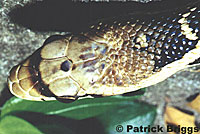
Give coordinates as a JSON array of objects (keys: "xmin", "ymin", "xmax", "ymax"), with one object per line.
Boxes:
[{"xmin": 7, "ymin": 34, "xmax": 108, "ymax": 101}]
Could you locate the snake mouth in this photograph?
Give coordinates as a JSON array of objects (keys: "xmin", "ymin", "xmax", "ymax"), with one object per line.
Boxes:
[{"xmin": 7, "ymin": 64, "xmax": 56, "ymax": 101}]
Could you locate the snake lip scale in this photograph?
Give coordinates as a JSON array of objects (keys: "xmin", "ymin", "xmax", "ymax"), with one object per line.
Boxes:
[{"xmin": 7, "ymin": 1, "xmax": 200, "ymax": 102}]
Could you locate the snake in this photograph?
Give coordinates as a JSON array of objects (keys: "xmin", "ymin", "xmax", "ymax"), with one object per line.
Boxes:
[{"xmin": 7, "ymin": 1, "xmax": 200, "ymax": 102}]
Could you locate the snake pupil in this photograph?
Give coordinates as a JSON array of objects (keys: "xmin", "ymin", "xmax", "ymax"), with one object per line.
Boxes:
[{"xmin": 61, "ymin": 60, "xmax": 71, "ymax": 72}]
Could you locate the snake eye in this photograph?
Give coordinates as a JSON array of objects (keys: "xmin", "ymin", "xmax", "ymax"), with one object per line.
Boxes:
[{"xmin": 61, "ymin": 60, "xmax": 72, "ymax": 72}]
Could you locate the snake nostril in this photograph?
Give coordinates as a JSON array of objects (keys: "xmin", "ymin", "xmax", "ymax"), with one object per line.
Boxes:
[{"xmin": 61, "ymin": 60, "xmax": 72, "ymax": 72}]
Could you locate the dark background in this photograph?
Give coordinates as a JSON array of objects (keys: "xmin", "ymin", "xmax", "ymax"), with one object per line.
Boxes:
[{"xmin": 8, "ymin": 0, "xmax": 196, "ymax": 32}]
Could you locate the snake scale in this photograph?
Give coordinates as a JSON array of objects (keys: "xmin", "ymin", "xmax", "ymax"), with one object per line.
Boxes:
[{"xmin": 8, "ymin": 1, "xmax": 200, "ymax": 102}]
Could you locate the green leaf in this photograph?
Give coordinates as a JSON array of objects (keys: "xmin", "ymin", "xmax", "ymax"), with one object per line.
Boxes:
[
  {"xmin": 1, "ymin": 90, "xmax": 144, "ymax": 120},
  {"xmin": 4, "ymin": 112, "xmax": 80, "ymax": 134},
  {"xmin": 0, "ymin": 88, "xmax": 155, "ymax": 134},
  {"xmin": 97, "ymin": 101, "xmax": 157, "ymax": 134},
  {"xmin": 0, "ymin": 100, "xmax": 156, "ymax": 134},
  {"xmin": 0, "ymin": 115, "xmax": 42, "ymax": 134}
]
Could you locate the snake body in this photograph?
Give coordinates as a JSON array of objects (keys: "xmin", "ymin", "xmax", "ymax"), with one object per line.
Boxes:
[{"xmin": 8, "ymin": 1, "xmax": 200, "ymax": 101}]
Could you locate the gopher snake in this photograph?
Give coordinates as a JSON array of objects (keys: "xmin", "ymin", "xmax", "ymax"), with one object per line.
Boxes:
[{"xmin": 8, "ymin": 1, "xmax": 200, "ymax": 101}]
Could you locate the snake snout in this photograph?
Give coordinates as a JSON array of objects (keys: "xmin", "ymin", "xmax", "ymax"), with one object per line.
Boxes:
[{"xmin": 8, "ymin": 63, "xmax": 45, "ymax": 101}]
